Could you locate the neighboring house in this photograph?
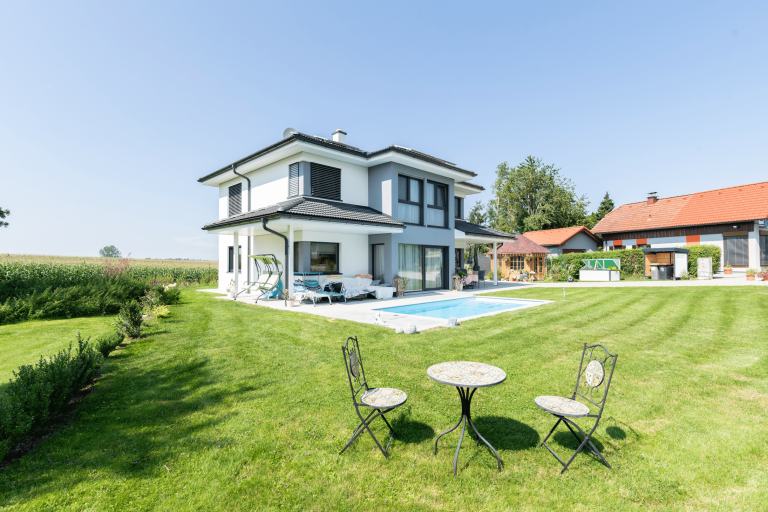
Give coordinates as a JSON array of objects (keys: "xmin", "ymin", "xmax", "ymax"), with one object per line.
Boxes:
[
  {"xmin": 523, "ymin": 226, "xmax": 600, "ymax": 256},
  {"xmin": 487, "ymin": 235, "xmax": 550, "ymax": 281},
  {"xmin": 592, "ymin": 182, "xmax": 768, "ymax": 271},
  {"xmin": 199, "ymin": 128, "xmax": 516, "ymax": 294}
]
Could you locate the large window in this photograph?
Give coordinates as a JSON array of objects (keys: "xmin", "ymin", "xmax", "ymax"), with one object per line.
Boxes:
[
  {"xmin": 310, "ymin": 243, "xmax": 339, "ymax": 272},
  {"xmin": 228, "ymin": 245, "xmax": 241, "ymax": 273},
  {"xmin": 398, "ymin": 175, "xmax": 422, "ymax": 225},
  {"xmin": 398, "ymin": 244, "xmax": 445, "ymax": 291},
  {"xmin": 724, "ymin": 235, "xmax": 749, "ymax": 266},
  {"xmin": 509, "ymin": 255, "xmax": 525, "ymax": 270},
  {"xmin": 426, "ymin": 181, "xmax": 447, "ymax": 228},
  {"xmin": 762, "ymin": 235, "xmax": 768, "ymax": 266}
]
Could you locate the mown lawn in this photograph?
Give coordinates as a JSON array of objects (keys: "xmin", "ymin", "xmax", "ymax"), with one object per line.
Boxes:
[
  {"xmin": 0, "ymin": 316, "xmax": 117, "ymax": 384},
  {"xmin": 1, "ymin": 286, "xmax": 767, "ymax": 511}
]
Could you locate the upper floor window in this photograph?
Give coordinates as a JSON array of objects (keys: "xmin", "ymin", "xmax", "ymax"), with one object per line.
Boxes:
[
  {"xmin": 288, "ymin": 163, "xmax": 300, "ymax": 197},
  {"xmin": 228, "ymin": 183, "xmax": 242, "ymax": 217},
  {"xmin": 426, "ymin": 181, "xmax": 447, "ymax": 228},
  {"xmin": 310, "ymin": 163, "xmax": 341, "ymax": 201},
  {"xmin": 454, "ymin": 197, "xmax": 463, "ymax": 219},
  {"xmin": 398, "ymin": 175, "xmax": 422, "ymax": 225}
]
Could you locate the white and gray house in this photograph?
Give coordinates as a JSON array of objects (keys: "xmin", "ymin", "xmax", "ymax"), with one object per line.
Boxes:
[{"xmin": 199, "ymin": 128, "xmax": 515, "ymax": 297}]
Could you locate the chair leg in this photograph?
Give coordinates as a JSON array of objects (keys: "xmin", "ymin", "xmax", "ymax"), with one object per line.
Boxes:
[
  {"xmin": 340, "ymin": 408, "xmax": 397, "ymax": 459},
  {"xmin": 540, "ymin": 415, "xmax": 610, "ymax": 473}
]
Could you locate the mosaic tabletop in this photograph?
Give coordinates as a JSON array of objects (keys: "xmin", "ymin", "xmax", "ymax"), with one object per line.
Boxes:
[{"xmin": 427, "ymin": 361, "xmax": 507, "ymax": 388}]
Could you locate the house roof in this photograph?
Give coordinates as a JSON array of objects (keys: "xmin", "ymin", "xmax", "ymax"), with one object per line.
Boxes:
[
  {"xmin": 523, "ymin": 226, "xmax": 600, "ymax": 246},
  {"xmin": 455, "ymin": 219, "xmax": 516, "ymax": 240},
  {"xmin": 202, "ymin": 197, "xmax": 405, "ymax": 231},
  {"xmin": 487, "ymin": 235, "xmax": 550, "ymax": 255},
  {"xmin": 593, "ymin": 181, "xmax": 768, "ymax": 234},
  {"xmin": 198, "ymin": 132, "xmax": 479, "ymax": 183}
]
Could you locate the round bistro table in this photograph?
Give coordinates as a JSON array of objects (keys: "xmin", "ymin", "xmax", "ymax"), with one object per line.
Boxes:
[{"xmin": 427, "ymin": 361, "xmax": 507, "ymax": 475}]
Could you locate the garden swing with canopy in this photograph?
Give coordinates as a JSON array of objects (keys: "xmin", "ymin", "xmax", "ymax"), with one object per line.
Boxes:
[{"xmin": 235, "ymin": 254, "xmax": 284, "ymax": 303}]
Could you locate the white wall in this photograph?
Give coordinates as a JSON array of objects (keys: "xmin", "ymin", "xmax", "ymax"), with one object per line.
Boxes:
[{"xmin": 217, "ymin": 152, "xmax": 370, "ymax": 219}]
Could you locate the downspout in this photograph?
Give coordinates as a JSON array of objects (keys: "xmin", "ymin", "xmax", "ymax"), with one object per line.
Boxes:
[
  {"xmin": 232, "ymin": 165, "xmax": 252, "ymax": 283},
  {"xmin": 262, "ymin": 218, "xmax": 288, "ymax": 307}
]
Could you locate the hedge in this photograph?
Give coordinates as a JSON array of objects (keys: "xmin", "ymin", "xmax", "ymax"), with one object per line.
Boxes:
[
  {"xmin": 0, "ymin": 335, "xmax": 103, "ymax": 460},
  {"xmin": 547, "ymin": 245, "xmax": 722, "ymax": 281}
]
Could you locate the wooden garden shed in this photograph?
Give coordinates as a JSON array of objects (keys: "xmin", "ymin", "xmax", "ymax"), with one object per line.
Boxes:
[{"xmin": 488, "ymin": 235, "xmax": 550, "ymax": 281}]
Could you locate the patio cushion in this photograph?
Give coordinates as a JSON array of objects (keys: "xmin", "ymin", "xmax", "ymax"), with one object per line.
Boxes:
[
  {"xmin": 534, "ymin": 395, "xmax": 590, "ymax": 417},
  {"xmin": 359, "ymin": 387, "xmax": 407, "ymax": 409}
]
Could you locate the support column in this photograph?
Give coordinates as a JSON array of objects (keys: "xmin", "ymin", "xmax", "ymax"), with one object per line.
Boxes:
[
  {"xmin": 233, "ymin": 231, "xmax": 240, "ymax": 300},
  {"xmin": 287, "ymin": 224, "xmax": 294, "ymax": 299},
  {"xmin": 493, "ymin": 242, "xmax": 498, "ymax": 286}
]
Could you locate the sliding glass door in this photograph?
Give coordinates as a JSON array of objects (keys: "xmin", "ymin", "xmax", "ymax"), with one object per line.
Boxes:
[
  {"xmin": 372, "ymin": 244, "xmax": 385, "ymax": 284},
  {"xmin": 398, "ymin": 244, "xmax": 446, "ymax": 291},
  {"xmin": 424, "ymin": 247, "xmax": 444, "ymax": 289},
  {"xmin": 398, "ymin": 244, "xmax": 423, "ymax": 291}
]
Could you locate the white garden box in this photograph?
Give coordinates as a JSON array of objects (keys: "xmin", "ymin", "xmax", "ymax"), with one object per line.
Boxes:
[{"xmin": 579, "ymin": 269, "xmax": 621, "ymax": 282}]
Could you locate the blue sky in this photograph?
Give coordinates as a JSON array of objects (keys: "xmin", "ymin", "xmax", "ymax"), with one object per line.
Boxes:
[{"xmin": 1, "ymin": 1, "xmax": 765, "ymax": 259}]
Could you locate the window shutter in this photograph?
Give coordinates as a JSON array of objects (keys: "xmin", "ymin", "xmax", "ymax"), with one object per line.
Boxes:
[
  {"xmin": 228, "ymin": 183, "xmax": 242, "ymax": 217},
  {"xmin": 288, "ymin": 163, "xmax": 299, "ymax": 197},
  {"xmin": 310, "ymin": 163, "xmax": 341, "ymax": 201}
]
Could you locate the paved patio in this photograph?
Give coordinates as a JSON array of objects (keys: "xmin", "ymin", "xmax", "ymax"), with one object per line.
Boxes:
[{"xmin": 199, "ymin": 281, "xmax": 532, "ymax": 332}]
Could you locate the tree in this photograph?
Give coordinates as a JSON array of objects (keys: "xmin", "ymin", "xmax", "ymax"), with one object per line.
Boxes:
[
  {"xmin": 99, "ymin": 245, "xmax": 122, "ymax": 258},
  {"xmin": 491, "ymin": 156, "xmax": 589, "ymax": 233},
  {"xmin": 0, "ymin": 207, "xmax": 9, "ymax": 228},
  {"xmin": 465, "ymin": 201, "xmax": 491, "ymax": 262},
  {"xmin": 584, "ymin": 192, "xmax": 615, "ymax": 229}
]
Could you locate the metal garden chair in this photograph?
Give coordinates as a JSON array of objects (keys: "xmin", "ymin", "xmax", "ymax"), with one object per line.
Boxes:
[
  {"xmin": 340, "ymin": 336, "xmax": 407, "ymax": 459},
  {"xmin": 534, "ymin": 343, "xmax": 618, "ymax": 473}
]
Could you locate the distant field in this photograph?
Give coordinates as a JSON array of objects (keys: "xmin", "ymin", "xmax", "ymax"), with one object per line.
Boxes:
[{"xmin": 0, "ymin": 254, "xmax": 216, "ymax": 268}]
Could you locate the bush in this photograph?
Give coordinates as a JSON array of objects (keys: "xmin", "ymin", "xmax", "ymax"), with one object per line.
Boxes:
[
  {"xmin": 116, "ymin": 300, "xmax": 143, "ymax": 338},
  {"xmin": 95, "ymin": 330, "xmax": 124, "ymax": 357},
  {"xmin": 686, "ymin": 245, "xmax": 721, "ymax": 278},
  {"xmin": 0, "ymin": 334, "xmax": 102, "ymax": 460}
]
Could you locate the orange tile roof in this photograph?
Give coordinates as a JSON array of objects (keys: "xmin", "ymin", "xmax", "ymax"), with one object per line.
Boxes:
[
  {"xmin": 486, "ymin": 235, "xmax": 550, "ymax": 255},
  {"xmin": 592, "ymin": 181, "xmax": 768, "ymax": 234},
  {"xmin": 523, "ymin": 226, "xmax": 600, "ymax": 246}
]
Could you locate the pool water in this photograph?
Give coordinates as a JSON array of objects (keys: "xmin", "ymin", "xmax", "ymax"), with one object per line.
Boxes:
[{"xmin": 375, "ymin": 297, "xmax": 545, "ymax": 320}]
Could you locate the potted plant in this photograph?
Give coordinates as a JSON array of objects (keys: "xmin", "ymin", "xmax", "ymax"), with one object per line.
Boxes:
[
  {"xmin": 724, "ymin": 265, "xmax": 732, "ymax": 275},
  {"xmin": 746, "ymin": 268, "xmax": 756, "ymax": 281},
  {"xmin": 759, "ymin": 269, "xmax": 768, "ymax": 281}
]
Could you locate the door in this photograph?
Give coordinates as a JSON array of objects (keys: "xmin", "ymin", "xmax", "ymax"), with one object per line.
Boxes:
[
  {"xmin": 724, "ymin": 235, "xmax": 749, "ymax": 267},
  {"xmin": 424, "ymin": 247, "xmax": 445, "ymax": 290},
  {"xmin": 372, "ymin": 244, "xmax": 385, "ymax": 284}
]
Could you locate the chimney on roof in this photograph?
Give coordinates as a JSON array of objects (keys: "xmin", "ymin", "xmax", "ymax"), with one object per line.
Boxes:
[
  {"xmin": 647, "ymin": 192, "xmax": 658, "ymax": 205},
  {"xmin": 332, "ymin": 129, "xmax": 347, "ymax": 144}
]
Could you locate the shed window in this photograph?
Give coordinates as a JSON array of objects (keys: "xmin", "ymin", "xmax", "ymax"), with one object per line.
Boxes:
[
  {"xmin": 310, "ymin": 163, "xmax": 341, "ymax": 201},
  {"xmin": 724, "ymin": 235, "xmax": 748, "ymax": 266},
  {"xmin": 228, "ymin": 183, "xmax": 242, "ymax": 217},
  {"xmin": 509, "ymin": 255, "xmax": 525, "ymax": 270},
  {"xmin": 426, "ymin": 181, "xmax": 447, "ymax": 228},
  {"xmin": 397, "ymin": 175, "xmax": 422, "ymax": 225}
]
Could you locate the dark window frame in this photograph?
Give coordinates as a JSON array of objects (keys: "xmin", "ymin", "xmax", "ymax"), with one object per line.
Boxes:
[
  {"xmin": 397, "ymin": 175, "xmax": 423, "ymax": 225},
  {"xmin": 293, "ymin": 241, "xmax": 341, "ymax": 274},
  {"xmin": 426, "ymin": 180, "xmax": 448, "ymax": 228},
  {"xmin": 227, "ymin": 245, "xmax": 242, "ymax": 273},
  {"xmin": 454, "ymin": 196, "xmax": 463, "ymax": 219}
]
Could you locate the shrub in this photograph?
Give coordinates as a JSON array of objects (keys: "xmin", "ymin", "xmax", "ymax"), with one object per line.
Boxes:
[
  {"xmin": 686, "ymin": 245, "xmax": 721, "ymax": 278},
  {"xmin": 0, "ymin": 334, "xmax": 102, "ymax": 460},
  {"xmin": 116, "ymin": 300, "xmax": 143, "ymax": 338},
  {"xmin": 95, "ymin": 330, "xmax": 124, "ymax": 357}
]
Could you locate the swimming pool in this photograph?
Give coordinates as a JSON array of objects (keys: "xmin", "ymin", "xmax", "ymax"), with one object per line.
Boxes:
[{"xmin": 375, "ymin": 297, "xmax": 547, "ymax": 320}]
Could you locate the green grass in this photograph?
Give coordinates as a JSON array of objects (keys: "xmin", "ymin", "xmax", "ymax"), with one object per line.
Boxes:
[
  {"xmin": 0, "ymin": 315, "xmax": 117, "ymax": 384},
  {"xmin": 1, "ymin": 286, "xmax": 767, "ymax": 511}
]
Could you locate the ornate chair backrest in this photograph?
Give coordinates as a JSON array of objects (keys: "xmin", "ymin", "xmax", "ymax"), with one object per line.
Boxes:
[
  {"xmin": 573, "ymin": 343, "xmax": 618, "ymax": 415},
  {"xmin": 342, "ymin": 336, "xmax": 368, "ymax": 403}
]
